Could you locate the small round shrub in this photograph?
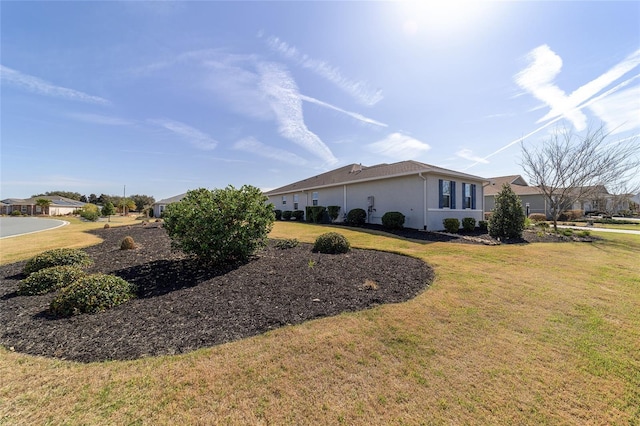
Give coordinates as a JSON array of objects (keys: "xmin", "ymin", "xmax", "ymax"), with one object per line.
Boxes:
[
  {"xmin": 346, "ymin": 208, "xmax": 367, "ymax": 226},
  {"xmin": 282, "ymin": 210, "xmax": 293, "ymax": 220},
  {"xmin": 313, "ymin": 232, "xmax": 350, "ymax": 254},
  {"xmin": 382, "ymin": 211, "xmax": 405, "ymax": 229},
  {"xmin": 120, "ymin": 236, "xmax": 136, "ymax": 250},
  {"xmin": 49, "ymin": 273, "xmax": 136, "ymax": 317},
  {"xmin": 274, "ymin": 209, "xmax": 282, "ymax": 220},
  {"xmin": 18, "ymin": 265, "xmax": 86, "ymax": 296},
  {"xmin": 23, "ymin": 248, "xmax": 93, "ymax": 276},
  {"xmin": 274, "ymin": 238, "xmax": 299, "ymax": 249},
  {"xmin": 461, "ymin": 217, "xmax": 476, "ymax": 232},
  {"xmin": 103, "ymin": 223, "xmax": 110, "ymax": 229},
  {"xmin": 10, "ymin": 210, "xmax": 22, "ymax": 216},
  {"xmin": 443, "ymin": 218, "xmax": 460, "ymax": 233},
  {"xmin": 478, "ymin": 220, "xmax": 488, "ymax": 231}
]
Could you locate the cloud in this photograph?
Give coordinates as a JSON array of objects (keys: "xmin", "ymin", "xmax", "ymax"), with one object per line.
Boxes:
[
  {"xmin": 0, "ymin": 65, "xmax": 110, "ymax": 105},
  {"xmin": 367, "ymin": 133, "xmax": 431, "ymax": 159},
  {"xmin": 233, "ymin": 137, "xmax": 308, "ymax": 165},
  {"xmin": 299, "ymin": 95, "xmax": 388, "ymax": 127},
  {"xmin": 258, "ymin": 62, "xmax": 338, "ymax": 165},
  {"xmin": 515, "ymin": 45, "xmax": 640, "ymax": 132},
  {"xmin": 588, "ymin": 84, "xmax": 640, "ymax": 134},
  {"xmin": 149, "ymin": 119, "xmax": 218, "ymax": 150},
  {"xmin": 264, "ymin": 35, "xmax": 383, "ymax": 106},
  {"xmin": 67, "ymin": 112, "xmax": 133, "ymax": 126},
  {"xmin": 456, "ymin": 149, "xmax": 489, "ymax": 164}
]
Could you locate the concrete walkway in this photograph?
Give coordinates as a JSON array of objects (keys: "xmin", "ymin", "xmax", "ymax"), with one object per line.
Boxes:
[
  {"xmin": 0, "ymin": 217, "xmax": 69, "ymax": 239},
  {"xmin": 556, "ymin": 224, "xmax": 640, "ymax": 235}
]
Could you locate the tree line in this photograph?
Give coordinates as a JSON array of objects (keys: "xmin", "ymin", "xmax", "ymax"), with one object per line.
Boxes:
[{"xmin": 31, "ymin": 191, "xmax": 155, "ymax": 214}]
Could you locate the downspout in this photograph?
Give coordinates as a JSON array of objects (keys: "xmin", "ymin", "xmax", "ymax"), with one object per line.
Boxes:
[
  {"xmin": 343, "ymin": 185, "xmax": 347, "ymax": 222},
  {"xmin": 419, "ymin": 173, "xmax": 427, "ymax": 230}
]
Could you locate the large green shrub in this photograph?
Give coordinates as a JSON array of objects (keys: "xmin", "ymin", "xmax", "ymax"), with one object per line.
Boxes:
[
  {"xmin": 461, "ymin": 217, "xmax": 476, "ymax": 232},
  {"xmin": 292, "ymin": 210, "xmax": 305, "ymax": 221},
  {"xmin": 381, "ymin": 211, "xmax": 405, "ymax": 229},
  {"xmin": 23, "ymin": 248, "xmax": 93, "ymax": 275},
  {"xmin": 312, "ymin": 232, "xmax": 351, "ymax": 254},
  {"xmin": 162, "ymin": 185, "xmax": 274, "ymax": 264},
  {"xmin": 18, "ymin": 265, "xmax": 86, "ymax": 296},
  {"xmin": 488, "ymin": 183, "xmax": 526, "ymax": 240},
  {"xmin": 305, "ymin": 206, "xmax": 327, "ymax": 223},
  {"xmin": 49, "ymin": 273, "xmax": 136, "ymax": 317},
  {"xmin": 443, "ymin": 218, "xmax": 460, "ymax": 233},
  {"xmin": 79, "ymin": 203, "xmax": 100, "ymax": 221},
  {"xmin": 327, "ymin": 205, "xmax": 341, "ymax": 222},
  {"xmin": 346, "ymin": 208, "xmax": 367, "ymax": 226},
  {"xmin": 282, "ymin": 210, "xmax": 293, "ymax": 220}
]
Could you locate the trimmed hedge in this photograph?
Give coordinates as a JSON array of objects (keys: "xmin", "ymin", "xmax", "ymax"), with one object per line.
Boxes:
[
  {"xmin": 49, "ymin": 273, "xmax": 136, "ymax": 317},
  {"xmin": 274, "ymin": 209, "xmax": 282, "ymax": 220},
  {"xmin": 23, "ymin": 248, "xmax": 93, "ymax": 276},
  {"xmin": 282, "ymin": 210, "xmax": 293, "ymax": 220},
  {"xmin": 528, "ymin": 213, "xmax": 547, "ymax": 222},
  {"xmin": 312, "ymin": 232, "xmax": 350, "ymax": 254},
  {"xmin": 18, "ymin": 265, "xmax": 86, "ymax": 296},
  {"xmin": 346, "ymin": 208, "xmax": 367, "ymax": 226},
  {"xmin": 292, "ymin": 210, "xmax": 305, "ymax": 221},
  {"xmin": 327, "ymin": 205, "xmax": 341, "ymax": 222},
  {"xmin": 382, "ymin": 211, "xmax": 405, "ymax": 229},
  {"xmin": 461, "ymin": 217, "xmax": 476, "ymax": 232},
  {"xmin": 306, "ymin": 206, "xmax": 327, "ymax": 223},
  {"xmin": 443, "ymin": 218, "xmax": 460, "ymax": 233}
]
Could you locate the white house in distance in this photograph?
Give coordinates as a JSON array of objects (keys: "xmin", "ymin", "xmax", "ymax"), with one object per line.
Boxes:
[
  {"xmin": 0, "ymin": 196, "xmax": 86, "ymax": 216},
  {"xmin": 152, "ymin": 193, "xmax": 186, "ymax": 218},
  {"xmin": 264, "ymin": 160, "xmax": 487, "ymax": 231}
]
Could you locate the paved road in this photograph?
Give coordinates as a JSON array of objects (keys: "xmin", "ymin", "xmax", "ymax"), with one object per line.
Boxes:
[
  {"xmin": 0, "ymin": 217, "xmax": 69, "ymax": 239},
  {"xmin": 556, "ymin": 225, "xmax": 640, "ymax": 235}
]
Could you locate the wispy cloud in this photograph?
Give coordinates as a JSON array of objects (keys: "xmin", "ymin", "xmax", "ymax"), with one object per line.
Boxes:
[
  {"xmin": 515, "ymin": 45, "xmax": 640, "ymax": 132},
  {"xmin": 0, "ymin": 65, "xmax": 110, "ymax": 105},
  {"xmin": 588, "ymin": 84, "xmax": 640, "ymax": 134},
  {"xmin": 367, "ymin": 133, "xmax": 431, "ymax": 160},
  {"xmin": 233, "ymin": 136, "xmax": 308, "ymax": 165},
  {"xmin": 149, "ymin": 119, "xmax": 218, "ymax": 150},
  {"xmin": 300, "ymin": 95, "xmax": 387, "ymax": 127},
  {"xmin": 258, "ymin": 62, "xmax": 338, "ymax": 165},
  {"xmin": 456, "ymin": 148, "xmax": 489, "ymax": 164},
  {"xmin": 264, "ymin": 35, "xmax": 383, "ymax": 106},
  {"xmin": 67, "ymin": 112, "xmax": 133, "ymax": 126}
]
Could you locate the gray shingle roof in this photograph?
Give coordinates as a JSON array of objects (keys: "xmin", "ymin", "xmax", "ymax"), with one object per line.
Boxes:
[
  {"xmin": 154, "ymin": 193, "xmax": 187, "ymax": 205},
  {"xmin": 265, "ymin": 161, "xmax": 487, "ymax": 195}
]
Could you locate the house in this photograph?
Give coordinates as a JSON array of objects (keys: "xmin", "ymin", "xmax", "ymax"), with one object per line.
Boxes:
[
  {"xmin": 0, "ymin": 196, "xmax": 86, "ymax": 216},
  {"xmin": 152, "ymin": 193, "xmax": 186, "ymax": 218},
  {"xmin": 264, "ymin": 161, "xmax": 487, "ymax": 231},
  {"xmin": 484, "ymin": 175, "xmax": 547, "ymax": 217}
]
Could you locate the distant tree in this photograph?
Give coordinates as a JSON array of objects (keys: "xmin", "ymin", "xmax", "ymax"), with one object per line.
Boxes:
[
  {"xmin": 79, "ymin": 203, "xmax": 100, "ymax": 221},
  {"xmin": 35, "ymin": 198, "xmax": 52, "ymax": 215},
  {"xmin": 488, "ymin": 183, "xmax": 525, "ymax": 240},
  {"xmin": 87, "ymin": 194, "xmax": 99, "ymax": 204},
  {"xmin": 79, "ymin": 195, "xmax": 88, "ymax": 203},
  {"xmin": 130, "ymin": 194, "xmax": 155, "ymax": 214},
  {"xmin": 101, "ymin": 201, "xmax": 115, "ymax": 217},
  {"xmin": 117, "ymin": 199, "xmax": 136, "ymax": 215},
  {"xmin": 521, "ymin": 125, "xmax": 640, "ymax": 231},
  {"xmin": 32, "ymin": 191, "xmax": 83, "ymax": 201},
  {"xmin": 97, "ymin": 194, "xmax": 112, "ymax": 205}
]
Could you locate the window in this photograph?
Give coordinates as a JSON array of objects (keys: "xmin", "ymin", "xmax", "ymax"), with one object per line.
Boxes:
[
  {"xmin": 439, "ymin": 179, "xmax": 456, "ymax": 209},
  {"xmin": 312, "ymin": 192, "xmax": 319, "ymax": 206},
  {"xmin": 293, "ymin": 194, "xmax": 299, "ymax": 210},
  {"xmin": 462, "ymin": 183, "xmax": 476, "ymax": 209},
  {"xmin": 282, "ymin": 196, "xmax": 287, "ymax": 206}
]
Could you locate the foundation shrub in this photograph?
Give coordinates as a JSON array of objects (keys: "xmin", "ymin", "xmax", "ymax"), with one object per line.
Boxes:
[
  {"xmin": 528, "ymin": 213, "xmax": 547, "ymax": 223},
  {"xmin": 10, "ymin": 210, "xmax": 22, "ymax": 216},
  {"xmin": 305, "ymin": 206, "xmax": 327, "ymax": 223},
  {"xmin": 120, "ymin": 236, "xmax": 136, "ymax": 250},
  {"xmin": 382, "ymin": 211, "xmax": 405, "ymax": 229},
  {"xmin": 49, "ymin": 273, "xmax": 136, "ymax": 317},
  {"xmin": 313, "ymin": 232, "xmax": 350, "ymax": 254},
  {"xmin": 461, "ymin": 217, "xmax": 476, "ymax": 232},
  {"xmin": 292, "ymin": 210, "xmax": 305, "ymax": 221},
  {"xmin": 346, "ymin": 208, "xmax": 367, "ymax": 227},
  {"xmin": 274, "ymin": 209, "xmax": 282, "ymax": 220},
  {"xmin": 18, "ymin": 265, "xmax": 86, "ymax": 296},
  {"xmin": 23, "ymin": 248, "xmax": 93, "ymax": 276},
  {"xmin": 443, "ymin": 218, "xmax": 460, "ymax": 233},
  {"xmin": 478, "ymin": 220, "xmax": 488, "ymax": 231},
  {"xmin": 282, "ymin": 210, "xmax": 293, "ymax": 220},
  {"xmin": 327, "ymin": 205, "xmax": 341, "ymax": 222}
]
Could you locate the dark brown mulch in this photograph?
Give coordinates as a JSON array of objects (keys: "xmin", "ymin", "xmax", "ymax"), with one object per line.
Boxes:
[{"xmin": 0, "ymin": 224, "xmax": 434, "ymax": 363}]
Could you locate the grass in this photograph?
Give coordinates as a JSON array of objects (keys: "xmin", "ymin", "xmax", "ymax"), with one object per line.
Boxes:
[{"xmin": 1, "ymin": 221, "xmax": 639, "ymax": 424}]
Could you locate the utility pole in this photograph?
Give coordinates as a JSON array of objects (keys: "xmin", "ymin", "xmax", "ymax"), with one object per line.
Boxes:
[{"xmin": 123, "ymin": 185, "xmax": 126, "ymax": 216}]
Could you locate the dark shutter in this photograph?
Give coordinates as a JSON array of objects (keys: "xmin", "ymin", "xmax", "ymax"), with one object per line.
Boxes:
[
  {"xmin": 461, "ymin": 183, "xmax": 467, "ymax": 209},
  {"xmin": 438, "ymin": 179, "xmax": 443, "ymax": 208},
  {"xmin": 471, "ymin": 184, "xmax": 477, "ymax": 209},
  {"xmin": 451, "ymin": 181, "xmax": 456, "ymax": 209}
]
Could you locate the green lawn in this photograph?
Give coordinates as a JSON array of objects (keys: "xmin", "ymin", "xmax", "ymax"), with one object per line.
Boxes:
[{"xmin": 1, "ymin": 221, "xmax": 639, "ymax": 424}]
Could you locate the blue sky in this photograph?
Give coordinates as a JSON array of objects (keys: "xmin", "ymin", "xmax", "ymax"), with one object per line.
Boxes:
[{"xmin": 1, "ymin": 1, "xmax": 639, "ymax": 201}]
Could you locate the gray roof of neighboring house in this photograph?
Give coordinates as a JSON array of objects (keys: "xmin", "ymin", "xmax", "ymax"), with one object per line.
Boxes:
[
  {"xmin": 1, "ymin": 196, "xmax": 85, "ymax": 207},
  {"xmin": 265, "ymin": 161, "xmax": 488, "ymax": 196},
  {"xmin": 154, "ymin": 193, "xmax": 187, "ymax": 205},
  {"xmin": 484, "ymin": 175, "xmax": 544, "ymax": 197}
]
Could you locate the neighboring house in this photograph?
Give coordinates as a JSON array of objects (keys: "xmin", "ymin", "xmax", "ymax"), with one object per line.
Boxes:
[
  {"xmin": 264, "ymin": 160, "xmax": 487, "ymax": 231},
  {"xmin": 0, "ymin": 196, "xmax": 85, "ymax": 216},
  {"xmin": 152, "ymin": 193, "xmax": 186, "ymax": 218},
  {"xmin": 484, "ymin": 175, "xmax": 547, "ymax": 217}
]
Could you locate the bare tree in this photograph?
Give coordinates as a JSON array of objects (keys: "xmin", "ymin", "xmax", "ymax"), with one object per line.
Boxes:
[{"xmin": 520, "ymin": 125, "xmax": 640, "ymax": 231}]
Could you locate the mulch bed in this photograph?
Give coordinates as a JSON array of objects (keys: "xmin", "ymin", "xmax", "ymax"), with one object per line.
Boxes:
[{"xmin": 0, "ymin": 224, "xmax": 435, "ymax": 363}]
